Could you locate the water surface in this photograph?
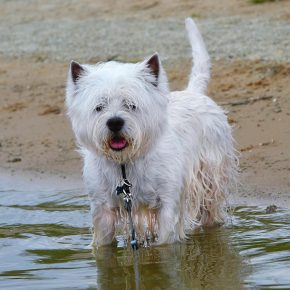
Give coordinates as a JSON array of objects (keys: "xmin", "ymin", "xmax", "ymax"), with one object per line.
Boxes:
[{"xmin": 0, "ymin": 187, "xmax": 290, "ymax": 289}]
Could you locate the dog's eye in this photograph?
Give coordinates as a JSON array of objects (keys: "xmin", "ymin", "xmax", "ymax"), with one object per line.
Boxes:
[
  {"xmin": 124, "ymin": 103, "xmax": 137, "ymax": 111},
  {"xmin": 95, "ymin": 105, "xmax": 104, "ymax": 112}
]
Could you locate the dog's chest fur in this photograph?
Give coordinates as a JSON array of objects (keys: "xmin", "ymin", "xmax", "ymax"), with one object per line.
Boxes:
[{"xmin": 83, "ymin": 138, "xmax": 185, "ymax": 211}]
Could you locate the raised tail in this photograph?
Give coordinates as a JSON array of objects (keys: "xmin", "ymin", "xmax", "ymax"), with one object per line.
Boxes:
[{"xmin": 185, "ymin": 18, "xmax": 211, "ymax": 94}]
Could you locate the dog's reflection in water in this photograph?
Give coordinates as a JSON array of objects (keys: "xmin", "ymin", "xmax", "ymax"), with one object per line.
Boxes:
[{"xmin": 93, "ymin": 227, "xmax": 245, "ymax": 290}]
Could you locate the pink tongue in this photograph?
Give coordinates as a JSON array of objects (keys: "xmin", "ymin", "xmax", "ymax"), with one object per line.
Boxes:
[{"xmin": 110, "ymin": 138, "xmax": 127, "ymax": 150}]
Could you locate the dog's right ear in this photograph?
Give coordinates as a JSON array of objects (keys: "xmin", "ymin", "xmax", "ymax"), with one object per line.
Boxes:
[
  {"xmin": 66, "ymin": 61, "xmax": 86, "ymax": 105},
  {"xmin": 69, "ymin": 60, "xmax": 85, "ymax": 84}
]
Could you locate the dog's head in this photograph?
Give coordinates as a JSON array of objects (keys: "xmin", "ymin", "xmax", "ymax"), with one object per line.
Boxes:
[{"xmin": 66, "ymin": 54, "xmax": 169, "ymax": 163}]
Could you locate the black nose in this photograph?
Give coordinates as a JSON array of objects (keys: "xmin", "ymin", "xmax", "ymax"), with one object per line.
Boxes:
[{"xmin": 106, "ymin": 117, "xmax": 125, "ymax": 132}]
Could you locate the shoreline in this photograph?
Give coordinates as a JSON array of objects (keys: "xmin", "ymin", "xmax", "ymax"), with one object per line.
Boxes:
[{"xmin": 1, "ymin": 167, "xmax": 289, "ymax": 208}]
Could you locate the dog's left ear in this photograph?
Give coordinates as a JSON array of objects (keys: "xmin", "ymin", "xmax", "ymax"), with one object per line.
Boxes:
[
  {"xmin": 146, "ymin": 53, "xmax": 159, "ymax": 86},
  {"xmin": 143, "ymin": 53, "xmax": 161, "ymax": 87},
  {"xmin": 141, "ymin": 53, "xmax": 169, "ymax": 94}
]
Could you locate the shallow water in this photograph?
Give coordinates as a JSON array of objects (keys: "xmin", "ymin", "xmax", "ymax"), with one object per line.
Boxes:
[{"xmin": 0, "ymin": 187, "xmax": 290, "ymax": 290}]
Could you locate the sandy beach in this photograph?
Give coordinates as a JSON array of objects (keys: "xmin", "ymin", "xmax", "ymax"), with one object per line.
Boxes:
[{"xmin": 1, "ymin": 0, "xmax": 290, "ymax": 206}]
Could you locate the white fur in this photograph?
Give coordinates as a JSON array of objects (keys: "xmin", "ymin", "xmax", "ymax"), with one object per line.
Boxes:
[{"xmin": 66, "ymin": 18, "xmax": 238, "ymax": 246}]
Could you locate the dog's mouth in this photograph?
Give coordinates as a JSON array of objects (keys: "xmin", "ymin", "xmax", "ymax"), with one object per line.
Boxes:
[{"xmin": 109, "ymin": 136, "xmax": 128, "ymax": 151}]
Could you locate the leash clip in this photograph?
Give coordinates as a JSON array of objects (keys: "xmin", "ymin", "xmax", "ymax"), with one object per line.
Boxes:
[{"xmin": 116, "ymin": 165, "xmax": 138, "ymax": 251}]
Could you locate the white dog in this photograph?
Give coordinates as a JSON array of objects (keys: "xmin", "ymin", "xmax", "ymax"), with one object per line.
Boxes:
[{"xmin": 66, "ymin": 18, "xmax": 238, "ymax": 246}]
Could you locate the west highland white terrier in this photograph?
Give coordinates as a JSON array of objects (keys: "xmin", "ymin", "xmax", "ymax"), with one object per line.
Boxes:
[{"xmin": 66, "ymin": 18, "xmax": 238, "ymax": 247}]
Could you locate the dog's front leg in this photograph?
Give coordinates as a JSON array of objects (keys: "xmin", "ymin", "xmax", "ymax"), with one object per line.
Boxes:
[
  {"xmin": 91, "ymin": 205, "xmax": 116, "ymax": 247},
  {"xmin": 157, "ymin": 199, "xmax": 181, "ymax": 244}
]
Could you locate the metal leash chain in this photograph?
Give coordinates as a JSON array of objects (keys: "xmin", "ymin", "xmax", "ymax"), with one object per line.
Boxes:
[{"xmin": 116, "ymin": 164, "xmax": 139, "ymax": 250}]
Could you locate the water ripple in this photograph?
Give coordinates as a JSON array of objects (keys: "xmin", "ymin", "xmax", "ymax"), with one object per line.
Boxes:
[{"xmin": 1, "ymin": 189, "xmax": 290, "ymax": 289}]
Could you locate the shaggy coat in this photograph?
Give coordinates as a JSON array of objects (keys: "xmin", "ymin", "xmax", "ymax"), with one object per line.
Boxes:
[{"xmin": 66, "ymin": 18, "xmax": 238, "ymax": 246}]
